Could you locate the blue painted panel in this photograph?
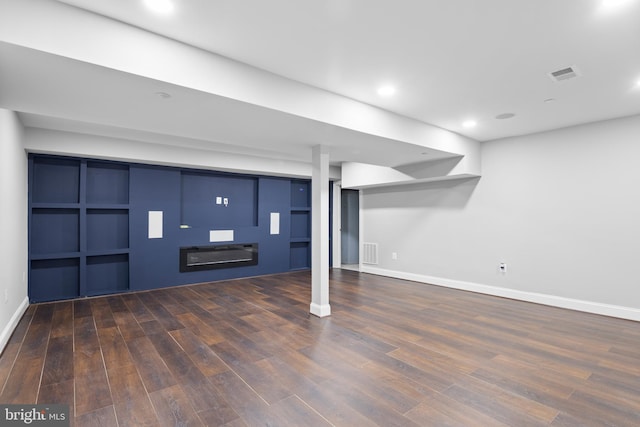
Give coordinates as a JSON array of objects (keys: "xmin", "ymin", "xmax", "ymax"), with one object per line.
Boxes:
[
  {"xmin": 181, "ymin": 172, "xmax": 258, "ymax": 228},
  {"xmin": 129, "ymin": 165, "xmax": 181, "ymax": 291},
  {"xmin": 255, "ymin": 177, "xmax": 290, "ymax": 274}
]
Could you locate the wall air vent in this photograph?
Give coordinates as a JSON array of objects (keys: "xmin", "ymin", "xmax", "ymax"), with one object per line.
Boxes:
[
  {"xmin": 549, "ymin": 66, "xmax": 580, "ymax": 82},
  {"xmin": 362, "ymin": 242, "xmax": 379, "ymax": 265}
]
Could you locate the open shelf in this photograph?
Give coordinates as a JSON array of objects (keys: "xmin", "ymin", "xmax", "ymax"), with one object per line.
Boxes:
[
  {"xmin": 86, "ymin": 162, "xmax": 129, "ymax": 204},
  {"xmin": 290, "ymin": 211, "xmax": 310, "ymax": 239},
  {"xmin": 291, "ymin": 180, "xmax": 310, "ymax": 208},
  {"xmin": 86, "ymin": 254, "xmax": 129, "ymax": 296},
  {"xmin": 290, "ymin": 241, "xmax": 311, "ymax": 270},
  {"xmin": 30, "ymin": 258, "xmax": 80, "ymax": 302},
  {"xmin": 31, "ymin": 157, "xmax": 80, "ymax": 204},
  {"xmin": 87, "ymin": 209, "xmax": 129, "ymax": 251},
  {"xmin": 31, "ymin": 208, "xmax": 80, "ymax": 254}
]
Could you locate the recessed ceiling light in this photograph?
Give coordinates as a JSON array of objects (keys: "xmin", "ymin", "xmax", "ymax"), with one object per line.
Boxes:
[
  {"xmin": 462, "ymin": 120, "xmax": 477, "ymax": 128},
  {"xmin": 495, "ymin": 113, "xmax": 516, "ymax": 120},
  {"xmin": 377, "ymin": 85, "xmax": 396, "ymax": 97},
  {"xmin": 600, "ymin": 0, "xmax": 634, "ymax": 11},
  {"xmin": 143, "ymin": 0, "xmax": 174, "ymax": 14},
  {"xmin": 155, "ymin": 91, "xmax": 171, "ymax": 99},
  {"xmin": 544, "ymin": 98, "xmax": 556, "ymax": 103}
]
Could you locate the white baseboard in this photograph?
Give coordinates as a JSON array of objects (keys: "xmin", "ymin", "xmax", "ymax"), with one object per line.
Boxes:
[
  {"xmin": 310, "ymin": 302, "xmax": 332, "ymax": 318},
  {"xmin": 360, "ymin": 266, "xmax": 640, "ymax": 322},
  {"xmin": 0, "ymin": 297, "xmax": 29, "ymax": 355}
]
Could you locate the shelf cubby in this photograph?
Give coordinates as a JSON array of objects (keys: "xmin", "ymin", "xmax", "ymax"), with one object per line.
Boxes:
[
  {"xmin": 30, "ymin": 258, "xmax": 80, "ymax": 302},
  {"xmin": 86, "ymin": 209, "xmax": 129, "ymax": 251},
  {"xmin": 290, "ymin": 180, "xmax": 311, "ymax": 208},
  {"xmin": 86, "ymin": 162, "xmax": 129, "ymax": 204},
  {"xmin": 86, "ymin": 254, "xmax": 129, "ymax": 296},
  {"xmin": 290, "ymin": 241, "xmax": 311, "ymax": 270},
  {"xmin": 30, "ymin": 208, "xmax": 80, "ymax": 254},
  {"xmin": 31, "ymin": 157, "xmax": 80, "ymax": 204},
  {"xmin": 290, "ymin": 210, "xmax": 311, "ymax": 239}
]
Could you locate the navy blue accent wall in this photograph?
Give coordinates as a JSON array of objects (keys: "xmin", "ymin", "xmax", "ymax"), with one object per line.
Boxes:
[{"xmin": 28, "ymin": 154, "xmax": 314, "ymax": 301}]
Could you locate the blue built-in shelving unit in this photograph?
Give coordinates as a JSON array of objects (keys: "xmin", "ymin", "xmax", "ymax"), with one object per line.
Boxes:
[
  {"xmin": 29, "ymin": 157, "xmax": 130, "ymax": 302},
  {"xmin": 28, "ymin": 154, "xmax": 315, "ymax": 302},
  {"xmin": 289, "ymin": 180, "xmax": 311, "ymax": 270}
]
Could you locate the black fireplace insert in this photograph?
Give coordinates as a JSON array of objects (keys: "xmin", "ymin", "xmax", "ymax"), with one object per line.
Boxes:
[{"xmin": 179, "ymin": 243, "xmax": 258, "ymax": 272}]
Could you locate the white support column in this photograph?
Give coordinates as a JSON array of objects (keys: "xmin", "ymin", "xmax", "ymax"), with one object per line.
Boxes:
[{"xmin": 310, "ymin": 145, "xmax": 331, "ymax": 317}]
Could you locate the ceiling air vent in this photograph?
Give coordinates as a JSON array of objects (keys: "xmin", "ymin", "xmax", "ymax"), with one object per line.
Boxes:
[{"xmin": 549, "ymin": 66, "xmax": 580, "ymax": 82}]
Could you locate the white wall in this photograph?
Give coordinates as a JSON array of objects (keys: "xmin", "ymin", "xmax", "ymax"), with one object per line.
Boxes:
[
  {"xmin": 361, "ymin": 114, "xmax": 640, "ymax": 320},
  {"xmin": 0, "ymin": 109, "xmax": 29, "ymax": 353}
]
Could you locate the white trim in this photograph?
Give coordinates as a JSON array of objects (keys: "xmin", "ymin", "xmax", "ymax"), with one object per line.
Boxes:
[
  {"xmin": 310, "ymin": 303, "xmax": 332, "ymax": 318},
  {"xmin": 0, "ymin": 297, "xmax": 29, "ymax": 354},
  {"xmin": 361, "ymin": 266, "xmax": 640, "ymax": 322}
]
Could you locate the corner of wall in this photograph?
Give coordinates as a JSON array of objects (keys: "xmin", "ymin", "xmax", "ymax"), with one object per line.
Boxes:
[
  {"xmin": 0, "ymin": 108, "xmax": 29, "ymax": 354},
  {"xmin": 0, "ymin": 297, "xmax": 29, "ymax": 353}
]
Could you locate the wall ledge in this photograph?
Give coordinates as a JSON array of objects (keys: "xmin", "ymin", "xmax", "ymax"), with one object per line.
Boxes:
[{"xmin": 359, "ymin": 266, "xmax": 640, "ymax": 322}]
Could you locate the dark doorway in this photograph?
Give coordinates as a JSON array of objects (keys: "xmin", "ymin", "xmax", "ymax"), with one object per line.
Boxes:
[{"xmin": 341, "ymin": 189, "xmax": 359, "ymax": 265}]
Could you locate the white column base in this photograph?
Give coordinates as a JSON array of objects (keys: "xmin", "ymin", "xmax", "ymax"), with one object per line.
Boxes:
[{"xmin": 310, "ymin": 303, "xmax": 331, "ymax": 318}]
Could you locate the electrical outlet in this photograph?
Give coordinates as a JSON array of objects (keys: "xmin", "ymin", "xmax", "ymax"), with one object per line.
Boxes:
[
  {"xmin": 392, "ymin": 252, "xmax": 398, "ymax": 260},
  {"xmin": 499, "ymin": 263, "xmax": 507, "ymax": 273}
]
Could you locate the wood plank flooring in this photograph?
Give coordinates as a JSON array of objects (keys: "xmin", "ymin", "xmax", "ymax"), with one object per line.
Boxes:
[{"xmin": 1, "ymin": 269, "xmax": 639, "ymax": 426}]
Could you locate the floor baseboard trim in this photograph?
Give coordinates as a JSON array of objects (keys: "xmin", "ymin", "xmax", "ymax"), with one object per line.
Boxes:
[
  {"xmin": 0, "ymin": 297, "xmax": 29, "ymax": 354},
  {"xmin": 360, "ymin": 266, "xmax": 640, "ymax": 322},
  {"xmin": 310, "ymin": 302, "xmax": 331, "ymax": 318}
]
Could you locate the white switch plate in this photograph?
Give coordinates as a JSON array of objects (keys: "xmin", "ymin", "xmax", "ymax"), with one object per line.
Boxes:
[{"xmin": 216, "ymin": 196, "xmax": 222, "ymax": 204}]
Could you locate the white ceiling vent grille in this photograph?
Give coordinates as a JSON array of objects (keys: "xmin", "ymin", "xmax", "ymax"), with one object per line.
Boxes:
[
  {"xmin": 362, "ymin": 242, "xmax": 379, "ymax": 265},
  {"xmin": 549, "ymin": 66, "xmax": 580, "ymax": 82}
]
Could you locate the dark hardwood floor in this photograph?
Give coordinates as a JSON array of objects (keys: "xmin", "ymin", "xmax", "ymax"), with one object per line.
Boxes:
[{"xmin": 1, "ymin": 269, "xmax": 639, "ymax": 426}]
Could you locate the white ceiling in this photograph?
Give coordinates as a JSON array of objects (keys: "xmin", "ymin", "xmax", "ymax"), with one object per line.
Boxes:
[
  {"xmin": 53, "ymin": 0, "xmax": 640, "ymax": 141},
  {"xmin": 2, "ymin": 0, "xmax": 640, "ymax": 168}
]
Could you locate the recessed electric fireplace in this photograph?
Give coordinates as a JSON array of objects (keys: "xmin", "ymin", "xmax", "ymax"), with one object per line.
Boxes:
[{"xmin": 180, "ymin": 243, "xmax": 258, "ymax": 272}]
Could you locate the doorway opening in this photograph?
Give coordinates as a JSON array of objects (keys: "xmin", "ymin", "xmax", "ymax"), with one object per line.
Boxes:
[{"xmin": 341, "ymin": 189, "xmax": 359, "ymax": 270}]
